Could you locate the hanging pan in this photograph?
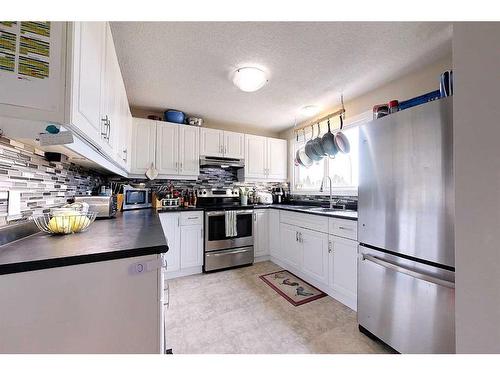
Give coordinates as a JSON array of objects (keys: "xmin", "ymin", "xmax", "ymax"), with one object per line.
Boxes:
[
  {"xmin": 321, "ymin": 118, "xmax": 338, "ymax": 158},
  {"xmin": 334, "ymin": 115, "xmax": 350, "ymax": 154},
  {"xmin": 305, "ymin": 125, "xmax": 322, "ymax": 161},
  {"xmin": 297, "ymin": 129, "xmax": 313, "ymax": 168}
]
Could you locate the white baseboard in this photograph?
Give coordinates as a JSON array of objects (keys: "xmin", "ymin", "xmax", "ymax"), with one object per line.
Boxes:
[
  {"xmin": 269, "ymin": 256, "xmax": 357, "ymax": 311},
  {"xmin": 165, "ymin": 266, "xmax": 202, "ymax": 280},
  {"xmin": 254, "ymin": 255, "xmax": 271, "ymax": 263}
]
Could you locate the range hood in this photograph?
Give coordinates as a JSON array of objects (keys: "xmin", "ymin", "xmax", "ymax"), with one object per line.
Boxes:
[{"xmin": 200, "ymin": 156, "xmax": 245, "ymax": 168}]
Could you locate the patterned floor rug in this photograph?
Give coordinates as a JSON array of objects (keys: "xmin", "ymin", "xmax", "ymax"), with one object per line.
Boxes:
[{"xmin": 259, "ymin": 270, "xmax": 327, "ymax": 306}]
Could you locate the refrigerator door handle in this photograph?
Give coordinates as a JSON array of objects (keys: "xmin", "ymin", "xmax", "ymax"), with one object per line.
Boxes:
[{"xmin": 362, "ymin": 253, "xmax": 455, "ymax": 289}]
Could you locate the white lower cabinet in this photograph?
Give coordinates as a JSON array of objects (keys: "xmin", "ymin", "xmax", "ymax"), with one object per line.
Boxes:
[
  {"xmin": 328, "ymin": 235, "xmax": 358, "ymax": 309},
  {"xmin": 271, "ymin": 210, "xmax": 358, "ymax": 311},
  {"xmin": 269, "ymin": 209, "xmax": 281, "ymax": 259},
  {"xmin": 159, "ymin": 212, "xmax": 204, "ymax": 278},
  {"xmin": 159, "ymin": 212, "xmax": 181, "ymax": 273},
  {"xmin": 254, "ymin": 210, "xmax": 269, "ymax": 259},
  {"xmin": 301, "ymin": 228, "xmax": 329, "ymax": 286},
  {"xmin": 180, "ymin": 224, "xmax": 204, "ymax": 268},
  {"xmin": 279, "ymin": 223, "xmax": 303, "ymax": 270},
  {"xmin": 0, "ymin": 255, "xmax": 162, "ymax": 353}
]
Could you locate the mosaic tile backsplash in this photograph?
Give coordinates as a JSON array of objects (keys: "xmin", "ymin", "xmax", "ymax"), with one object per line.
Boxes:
[
  {"xmin": 0, "ymin": 134, "xmax": 355, "ymax": 229},
  {"xmin": 109, "ymin": 167, "xmax": 288, "ymax": 194},
  {"xmin": 0, "ymin": 136, "xmax": 106, "ymax": 227}
]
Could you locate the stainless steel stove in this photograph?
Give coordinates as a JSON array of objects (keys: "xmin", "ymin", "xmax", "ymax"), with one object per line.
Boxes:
[{"xmin": 196, "ymin": 189, "xmax": 254, "ymax": 272}]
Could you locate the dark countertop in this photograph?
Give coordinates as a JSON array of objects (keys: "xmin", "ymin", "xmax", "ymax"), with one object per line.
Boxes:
[
  {"xmin": 0, "ymin": 209, "xmax": 168, "ymax": 276},
  {"xmin": 254, "ymin": 204, "xmax": 358, "ymax": 221},
  {"xmin": 155, "ymin": 204, "xmax": 357, "ymax": 220}
]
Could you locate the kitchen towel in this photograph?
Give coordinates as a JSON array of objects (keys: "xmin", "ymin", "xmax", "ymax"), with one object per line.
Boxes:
[{"xmin": 224, "ymin": 210, "xmax": 237, "ymax": 237}]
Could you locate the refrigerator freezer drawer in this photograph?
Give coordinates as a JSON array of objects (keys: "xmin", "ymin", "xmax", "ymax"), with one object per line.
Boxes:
[{"xmin": 358, "ymin": 246, "xmax": 455, "ymax": 354}]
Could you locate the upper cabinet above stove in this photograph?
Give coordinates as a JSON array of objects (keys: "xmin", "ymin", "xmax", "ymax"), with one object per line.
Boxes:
[{"xmin": 200, "ymin": 128, "xmax": 244, "ymax": 159}]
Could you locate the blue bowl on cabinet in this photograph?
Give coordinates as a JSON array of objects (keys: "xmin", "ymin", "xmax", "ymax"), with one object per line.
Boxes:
[{"xmin": 164, "ymin": 110, "xmax": 185, "ymax": 124}]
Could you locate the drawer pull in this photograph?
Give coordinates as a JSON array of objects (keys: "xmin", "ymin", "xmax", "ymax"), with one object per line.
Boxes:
[{"xmin": 338, "ymin": 226, "xmax": 353, "ymax": 231}]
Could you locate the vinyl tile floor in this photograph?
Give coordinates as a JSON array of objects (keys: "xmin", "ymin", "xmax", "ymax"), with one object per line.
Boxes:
[{"xmin": 165, "ymin": 261, "xmax": 392, "ymax": 354}]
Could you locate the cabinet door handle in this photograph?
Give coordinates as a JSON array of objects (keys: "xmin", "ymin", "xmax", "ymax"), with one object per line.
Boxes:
[
  {"xmin": 299, "ymin": 232, "xmax": 303, "ymax": 243},
  {"xmin": 201, "ymin": 228, "xmax": 203, "ymax": 238},
  {"xmin": 295, "ymin": 231, "xmax": 298, "ymax": 242},
  {"xmin": 106, "ymin": 119, "xmax": 111, "ymax": 140},
  {"xmin": 101, "ymin": 116, "xmax": 108, "ymax": 137},
  {"xmin": 328, "ymin": 241, "xmax": 332, "ymax": 253},
  {"xmin": 177, "ymin": 217, "xmax": 180, "ymax": 227}
]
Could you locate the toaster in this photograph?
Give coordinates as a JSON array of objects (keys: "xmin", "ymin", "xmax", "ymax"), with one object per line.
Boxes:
[
  {"xmin": 255, "ymin": 191, "xmax": 273, "ymax": 205},
  {"xmin": 74, "ymin": 196, "xmax": 117, "ymax": 218}
]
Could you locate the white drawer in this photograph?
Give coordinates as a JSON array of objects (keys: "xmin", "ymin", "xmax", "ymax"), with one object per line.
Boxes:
[
  {"xmin": 280, "ymin": 210, "xmax": 329, "ymax": 233},
  {"xmin": 179, "ymin": 211, "xmax": 203, "ymax": 226},
  {"xmin": 329, "ymin": 218, "xmax": 358, "ymax": 240}
]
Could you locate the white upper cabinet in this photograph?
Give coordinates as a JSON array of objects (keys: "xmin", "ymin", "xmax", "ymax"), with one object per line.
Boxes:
[
  {"xmin": 0, "ymin": 22, "xmax": 66, "ymax": 123},
  {"xmin": 244, "ymin": 135, "xmax": 267, "ymax": 179},
  {"xmin": 156, "ymin": 122, "xmax": 179, "ymax": 175},
  {"xmin": 69, "ymin": 22, "xmax": 107, "ymax": 148},
  {"xmin": 179, "ymin": 125, "xmax": 200, "ymax": 176},
  {"xmin": 130, "ymin": 118, "xmax": 199, "ymax": 179},
  {"xmin": 200, "ymin": 128, "xmax": 245, "ymax": 159},
  {"xmin": 223, "ymin": 130, "xmax": 245, "ymax": 159},
  {"xmin": 0, "ymin": 22, "xmax": 132, "ymax": 175},
  {"xmin": 267, "ymin": 137, "xmax": 288, "ymax": 180},
  {"xmin": 130, "ymin": 118, "xmax": 156, "ymax": 174},
  {"xmin": 200, "ymin": 128, "xmax": 223, "ymax": 157},
  {"xmin": 243, "ymin": 135, "xmax": 287, "ymax": 181}
]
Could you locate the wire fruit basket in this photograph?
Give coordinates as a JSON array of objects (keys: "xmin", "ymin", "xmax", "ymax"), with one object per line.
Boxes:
[{"xmin": 33, "ymin": 212, "xmax": 97, "ymax": 235}]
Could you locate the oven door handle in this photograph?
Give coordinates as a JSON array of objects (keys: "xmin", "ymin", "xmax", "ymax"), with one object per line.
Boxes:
[
  {"xmin": 208, "ymin": 249, "xmax": 250, "ymax": 256},
  {"xmin": 206, "ymin": 210, "xmax": 254, "ymax": 217}
]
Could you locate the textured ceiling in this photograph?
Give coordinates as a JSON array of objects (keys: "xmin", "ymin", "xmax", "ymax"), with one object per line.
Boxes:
[{"xmin": 111, "ymin": 22, "xmax": 452, "ymax": 132}]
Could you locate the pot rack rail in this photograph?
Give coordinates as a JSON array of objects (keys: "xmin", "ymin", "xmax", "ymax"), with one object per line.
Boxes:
[{"xmin": 293, "ymin": 94, "xmax": 346, "ymax": 134}]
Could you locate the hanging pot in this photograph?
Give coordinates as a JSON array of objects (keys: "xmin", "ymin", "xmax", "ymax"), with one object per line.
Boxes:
[
  {"xmin": 296, "ymin": 129, "xmax": 313, "ymax": 168},
  {"xmin": 305, "ymin": 125, "xmax": 322, "ymax": 161},
  {"xmin": 310, "ymin": 122, "xmax": 325, "ymax": 158},
  {"xmin": 334, "ymin": 115, "xmax": 350, "ymax": 154},
  {"xmin": 321, "ymin": 118, "xmax": 338, "ymax": 157}
]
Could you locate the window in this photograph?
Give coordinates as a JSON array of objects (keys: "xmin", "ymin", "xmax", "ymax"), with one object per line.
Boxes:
[{"xmin": 292, "ymin": 112, "xmax": 369, "ymax": 196}]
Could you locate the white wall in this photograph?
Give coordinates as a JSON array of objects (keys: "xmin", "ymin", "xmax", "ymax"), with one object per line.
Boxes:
[
  {"xmin": 454, "ymin": 22, "xmax": 500, "ymax": 353},
  {"xmin": 279, "ymin": 55, "xmax": 452, "ymax": 140}
]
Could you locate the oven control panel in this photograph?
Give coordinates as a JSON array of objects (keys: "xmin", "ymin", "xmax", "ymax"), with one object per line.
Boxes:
[{"xmin": 197, "ymin": 188, "xmax": 239, "ymax": 198}]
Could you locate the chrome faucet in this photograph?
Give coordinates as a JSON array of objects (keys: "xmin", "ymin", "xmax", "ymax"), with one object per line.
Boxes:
[{"xmin": 320, "ymin": 176, "xmax": 333, "ymax": 209}]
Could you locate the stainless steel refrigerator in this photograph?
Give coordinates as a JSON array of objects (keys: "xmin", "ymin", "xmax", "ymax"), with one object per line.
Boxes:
[{"xmin": 358, "ymin": 97, "xmax": 455, "ymax": 354}]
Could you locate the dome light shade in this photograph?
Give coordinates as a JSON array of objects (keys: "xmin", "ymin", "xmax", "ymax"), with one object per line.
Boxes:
[
  {"xmin": 300, "ymin": 105, "xmax": 320, "ymax": 116},
  {"xmin": 232, "ymin": 67, "xmax": 268, "ymax": 92}
]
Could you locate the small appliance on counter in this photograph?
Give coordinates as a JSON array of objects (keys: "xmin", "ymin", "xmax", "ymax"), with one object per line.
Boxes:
[
  {"xmin": 272, "ymin": 187, "xmax": 284, "ymax": 203},
  {"xmin": 122, "ymin": 185, "xmax": 152, "ymax": 210},
  {"xmin": 255, "ymin": 191, "xmax": 273, "ymax": 205},
  {"xmin": 74, "ymin": 195, "xmax": 117, "ymax": 218}
]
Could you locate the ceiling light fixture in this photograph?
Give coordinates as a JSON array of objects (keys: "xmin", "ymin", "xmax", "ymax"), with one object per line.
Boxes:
[
  {"xmin": 232, "ymin": 67, "xmax": 268, "ymax": 92},
  {"xmin": 300, "ymin": 105, "xmax": 320, "ymax": 117}
]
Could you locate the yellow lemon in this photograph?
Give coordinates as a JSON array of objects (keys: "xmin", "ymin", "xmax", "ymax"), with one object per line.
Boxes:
[
  {"xmin": 70, "ymin": 216, "xmax": 91, "ymax": 232},
  {"xmin": 48, "ymin": 216, "xmax": 71, "ymax": 234}
]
